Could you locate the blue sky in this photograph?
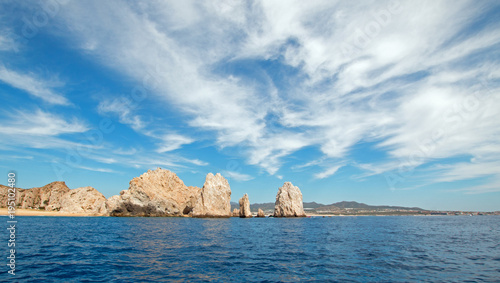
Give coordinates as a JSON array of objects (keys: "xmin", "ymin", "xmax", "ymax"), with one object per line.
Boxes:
[{"xmin": 1, "ymin": 0, "xmax": 499, "ymax": 211}]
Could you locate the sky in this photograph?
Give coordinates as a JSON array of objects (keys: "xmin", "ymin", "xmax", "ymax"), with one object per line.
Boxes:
[{"xmin": 0, "ymin": 0, "xmax": 499, "ymax": 211}]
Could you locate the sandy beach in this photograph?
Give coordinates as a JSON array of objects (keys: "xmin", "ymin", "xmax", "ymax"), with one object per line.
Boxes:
[{"xmin": 0, "ymin": 208, "xmax": 104, "ymax": 217}]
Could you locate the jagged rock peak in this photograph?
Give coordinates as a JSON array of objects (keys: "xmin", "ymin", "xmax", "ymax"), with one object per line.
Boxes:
[
  {"xmin": 192, "ymin": 173, "xmax": 231, "ymax": 218},
  {"xmin": 273, "ymin": 182, "xmax": 306, "ymax": 217},
  {"xmin": 239, "ymin": 193, "xmax": 252, "ymax": 218}
]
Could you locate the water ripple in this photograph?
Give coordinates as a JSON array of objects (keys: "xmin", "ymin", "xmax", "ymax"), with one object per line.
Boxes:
[{"xmin": 4, "ymin": 216, "xmax": 499, "ymax": 282}]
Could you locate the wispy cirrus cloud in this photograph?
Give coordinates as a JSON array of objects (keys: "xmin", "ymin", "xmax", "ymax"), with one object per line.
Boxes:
[
  {"xmin": 45, "ymin": 0, "xmax": 500, "ymax": 193},
  {"xmin": 0, "ymin": 65, "xmax": 70, "ymax": 105},
  {"xmin": 0, "ymin": 108, "xmax": 87, "ymax": 136},
  {"xmin": 314, "ymin": 164, "xmax": 345, "ymax": 180},
  {"xmin": 0, "ymin": 108, "xmax": 90, "ymax": 149},
  {"xmin": 223, "ymin": 170, "xmax": 254, "ymax": 182},
  {"xmin": 156, "ymin": 134, "xmax": 194, "ymax": 153},
  {"xmin": 0, "ymin": 33, "xmax": 18, "ymax": 51},
  {"xmin": 97, "ymin": 98, "xmax": 145, "ymax": 130}
]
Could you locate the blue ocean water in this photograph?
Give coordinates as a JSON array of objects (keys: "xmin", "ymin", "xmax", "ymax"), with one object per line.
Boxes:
[{"xmin": 3, "ymin": 216, "xmax": 500, "ymax": 282}]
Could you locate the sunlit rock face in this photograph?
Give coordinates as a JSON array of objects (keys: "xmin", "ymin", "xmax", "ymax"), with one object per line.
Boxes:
[
  {"xmin": 0, "ymin": 181, "xmax": 69, "ymax": 211},
  {"xmin": 60, "ymin": 186, "xmax": 108, "ymax": 215},
  {"xmin": 192, "ymin": 173, "xmax": 232, "ymax": 218},
  {"xmin": 239, "ymin": 194, "xmax": 252, "ymax": 218},
  {"xmin": 0, "ymin": 182, "xmax": 107, "ymax": 215},
  {"xmin": 107, "ymin": 168, "xmax": 200, "ymax": 217},
  {"xmin": 273, "ymin": 182, "xmax": 306, "ymax": 217}
]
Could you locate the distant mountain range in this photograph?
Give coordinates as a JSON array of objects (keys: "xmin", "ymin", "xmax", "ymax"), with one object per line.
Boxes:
[{"xmin": 231, "ymin": 201, "xmax": 424, "ymax": 213}]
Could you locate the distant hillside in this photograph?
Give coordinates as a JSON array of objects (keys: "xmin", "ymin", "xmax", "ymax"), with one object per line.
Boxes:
[
  {"xmin": 303, "ymin": 202, "xmax": 324, "ymax": 209},
  {"xmin": 328, "ymin": 201, "xmax": 423, "ymax": 211},
  {"xmin": 230, "ymin": 202, "xmax": 239, "ymax": 211},
  {"xmin": 250, "ymin": 202, "xmax": 275, "ymax": 212},
  {"xmin": 232, "ymin": 200, "xmax": 423, "ymax": 213},
  {"xmin": 230, "ymin": 202, "xmax": 275, "ymax": 212}
]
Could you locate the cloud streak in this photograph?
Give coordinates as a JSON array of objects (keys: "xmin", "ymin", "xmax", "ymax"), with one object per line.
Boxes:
[
  {"xmin": 0, "ymin": 65, "xmax": 69, "ymax": 105},
  {"xmin": 44, "ymin": 0, "xmax": 500, "ymax": 192}
]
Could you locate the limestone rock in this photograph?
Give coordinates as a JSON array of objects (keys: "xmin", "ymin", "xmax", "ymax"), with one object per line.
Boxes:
[
  {"xmin": 0, "ymin": 182, "xmax": 107, "ymax": 215},
  {"xmin": 273, "ymin": 182, "xmax": 306, "ymax": 217},
  {"xmin": 232, "ymin": 208, "xmax": 240, "ymax": 217},
  {"xmin": 107, "ymin": 188, "xmax": 180, "ymax": 217},
  {"xmin": 257, "ymin": 208, "xmax": 266, "ymax": 217},
  {"xmin": 182, "ymin": 186, "xmax": 201, "ymax": 214},
  {"xmin": 107, "ymin": 168, "xmax": 200, "ymax": 217},
  {"xmin": 239, "ymin": 193, "xmax": 252, "ymax": 218},
  {"xmin": 0, "ymin": 185, "xmax": 19, "ymax": 208},
  {"xmin": 60, "ymin": 186, "xmax": 108, "ymax": 215},
  {"xmin": 0, "ymin": 182, "xmax": 70, "ymax": 211},
  {"xmin": 192, "ymin": 173, "xmax": 231, "ymax": 218}
]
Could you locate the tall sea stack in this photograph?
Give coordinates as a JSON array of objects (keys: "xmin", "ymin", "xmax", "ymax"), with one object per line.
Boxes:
[
  {"xmin": 239, "ymin": 193, "xmax": 252, "ymax": 218},
  {"xmin": 191, "ymin": 173, "xmax": 232, "ymax": 218},
  {"xmin": 273, "ymin": 182, "xmax": 306, "ymax": 217}
]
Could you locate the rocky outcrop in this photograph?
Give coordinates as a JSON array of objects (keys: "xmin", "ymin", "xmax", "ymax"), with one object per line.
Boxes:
[
  {"xmin": 0, "ymin": 185, "xmax": 19, "ymax": 208},
  {"xmin": 0, "ymin": 182, "xmax": 107, "ymax": 215},
  {"xmin": 257, "ymin": 208, "xmax": 265, "ymax": 217},
  {"xmin": 192, "ymin": 173, "xmax": 231, "ymax": 218},
  {"xmin": 232, "ymin": 208, "xmax": 240, "ymax": 217},
  {"xmin": 0, "ymin": 182, "xmax": 70, "ymax": 211},
  {"xmin": 106, "ymin": 168, "xmax": 200, "ymax": 217},
  {"xmin": 60, "ymin": 186, "xmax": 108, "ymax": 215},
  {"xmin": 239, "ymin": 194, "xmax": 252, "ymax": 218},
  {"xmin": 20, "ymin": 181, "xmax": 70, "ymax": 210},
  {"xmin": 273, "ymin": 182, "xmax": 306, "ymax": 217}
]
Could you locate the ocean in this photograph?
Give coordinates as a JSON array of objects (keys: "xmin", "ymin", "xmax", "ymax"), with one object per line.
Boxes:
[{"xmin": 4, "ymin": 216, "xmax": 500, "ymax": 282}]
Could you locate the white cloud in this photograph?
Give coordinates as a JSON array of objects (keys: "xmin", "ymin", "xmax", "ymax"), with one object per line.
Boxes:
[
  {"xmin": 49, "ymin": 0, "xmax": 500, "ymax": 191},
  {"xmin": 223, "ymin": 170, "xmax": 254, "ymax": 182},
  {"xmin": 76, "ymin": 145, "xmax": 209, "ymax": 171},
  {"xmin": 156, "ymin": 134, "xmax": 194, "ymax": 153},
  {"xmin": 0, "ymin": 108, "xmax": 90, "ymax": 149},
  {"xmin": 314, "ymin": 164, "xmax": 344, "ymax": 179},
  {"xmin": 0, "ymin": 108, "xmax": 88, "ymax": 136},
  {"xmin": 72, "ymin": 164, "xmax": 117, "ymax": 173},
  {"xmin": 0, "ymin": 65, "xmax": 69, "ymax": 105},
  {"xmin": 456, "ymin": 179, "xmax": 500, "ymax": 194},
  {"xmin": 97, "ymin": 98, "xmax": 145, "ymax": 130},
  {"xmin": 434, "ymin": 158, "xmax": 500, "ymax": 184},
  {"xmin": 0, "ymin": 33, "xmax": 18, "ymax": 51}
]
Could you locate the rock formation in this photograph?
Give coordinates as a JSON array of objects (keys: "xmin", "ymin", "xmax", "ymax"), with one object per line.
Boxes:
[
  {"xmin": 273, "ymin": 182, "xmax": 306, "ymax": 217},
  {"xmin": 239, "ymin": 194, "xmax": 252, "ymax": 218},
  {"xmin": 0, "ymin": 185, "xmax": 19, "ymax": 208},
  {"xmin": 60, "ymin": 186, "xmax": 108, "ymax": 215},
  {"xmin": 106, "ymin": 168, "xmax": 200, "ymax": 217},
  {"xmin": 2, "ymin": 170, "xmax": 309, "ymax": 219},
  {"xmin": 0, "ymin": 182, "xmax": 70, "ymax": 211},
  {"xmin": 257, "ymin": 208, "xmax": 265, "ymax": 217},
  {"xmin": 192, "ymin": 173, "xmax": 232, "ymax": 218},
  {"xmin": 0, "ymin": 182, "xmax": 107, "ymax": 215},
  {"xmin": 20, "ymin": 181, "xmax": 70, "ymax": 210}
]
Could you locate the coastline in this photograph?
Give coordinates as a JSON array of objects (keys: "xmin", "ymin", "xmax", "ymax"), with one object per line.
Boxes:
[
  {"xmin": 0, "ymin": 208, "xmax": 105, "ymax": 217},
  {"xmin": 2, "ymin": 209, "xmax": 492, "ymax": 217}
]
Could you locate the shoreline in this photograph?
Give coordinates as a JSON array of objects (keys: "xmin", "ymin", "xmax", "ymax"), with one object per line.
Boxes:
[
  {"xmin": 0, "ymin": 208, "xmax": 105, "ymax": 217},
  {"xmin": 1, "ymin": 209, "xmax": 494, "ymax": 217}
]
